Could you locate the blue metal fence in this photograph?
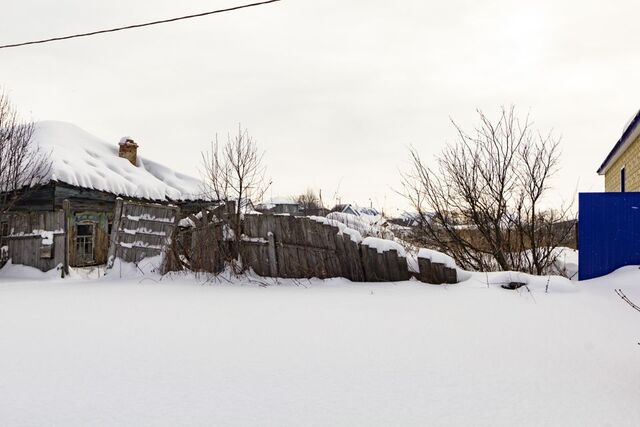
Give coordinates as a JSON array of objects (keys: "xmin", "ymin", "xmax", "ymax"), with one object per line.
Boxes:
[{"xmin": 579, "ymin": 192, "xmax": 640, "ymax": 280}]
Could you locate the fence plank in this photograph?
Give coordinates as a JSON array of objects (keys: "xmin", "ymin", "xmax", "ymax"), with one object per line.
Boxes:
[
  {"xmin": 418, "ymin": 257, "xmax": 432, "ymax": 283},
  {"xmin": 386, "ymin": 250, "xmax": 401, "ymax": 281},
  {"xmin": 397, "ymin": 256, "xmax": 410, "ymax": 281}
]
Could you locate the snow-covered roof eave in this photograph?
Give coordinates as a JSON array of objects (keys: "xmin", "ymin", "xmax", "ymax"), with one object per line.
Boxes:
[{"xmin": 49, "ymin": 179, "xmax": 210, "ymax": 204}]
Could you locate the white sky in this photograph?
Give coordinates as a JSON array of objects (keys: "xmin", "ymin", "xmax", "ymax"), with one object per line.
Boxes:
[{"xmin": 2, "ymin": 0, "xmax": 639, "ymax": 213}]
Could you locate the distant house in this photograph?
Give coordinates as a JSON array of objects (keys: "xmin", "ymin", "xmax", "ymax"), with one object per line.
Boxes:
[
  {"xmin": 1, "ymin": 121, "xmax": 212, "ymax": 268},
  {"xmin": 331, "ymin": 204, "xmax": 359, "ymax": 216},
  {"xmin": 255, "ymin": 197, "xmax": 301, "ymax": 215},
  {"xmin": 388, "ymin": 210, "xmax": 423, "ymax": 227},
  {"xmin": 331, "ymin": 204, "xmax": 379, "ymax": 218},
  {"xmin": 598, "ymin": 109, "xmax": 640, "ymax": 192}
]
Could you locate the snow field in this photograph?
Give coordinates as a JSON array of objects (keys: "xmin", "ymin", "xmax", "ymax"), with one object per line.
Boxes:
[{"xmin": 0, "ymin": 264, "xmax": 639, "ymax": 426}]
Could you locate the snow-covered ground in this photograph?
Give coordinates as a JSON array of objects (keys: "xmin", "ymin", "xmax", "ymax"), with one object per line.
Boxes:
[{"xmin": 0, "ymin": 263, "xmax": 639, "ymax": 426}]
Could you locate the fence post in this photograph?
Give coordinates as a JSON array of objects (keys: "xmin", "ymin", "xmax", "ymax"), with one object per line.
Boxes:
[
  {"xmin": 106, "ymin": 198, "xmax": 123, "ymax": 269},
  {"xmin": 386, "ymin": 249, "xmax": 401, "ymax": 281},
  {"xmin": 397, "ymin": 255, "xmax": 410, "ymax": 281},
  {"xmin": 62, "ymin": 199, "xmax": 71, "ymax": 277},
  {"xmin": 267, "ymin": 231, "xmax": 278, "ymax": 277}
]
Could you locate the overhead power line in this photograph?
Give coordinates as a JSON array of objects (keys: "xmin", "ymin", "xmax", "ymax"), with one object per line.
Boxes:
[{"xmin": 0, "ymin": 0, "xmax": 282, "ymax": 50}]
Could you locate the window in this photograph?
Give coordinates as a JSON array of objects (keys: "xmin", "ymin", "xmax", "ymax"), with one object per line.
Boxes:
[
  {"xmin": 75, "ymin": 223, "xmax": 95, "ymax": 264},
  {"xmin": 621, "ymin": 167, "xmax": 626, "ymax": 193}
]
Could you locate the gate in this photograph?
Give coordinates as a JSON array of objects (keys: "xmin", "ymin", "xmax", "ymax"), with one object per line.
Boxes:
[{"xmin": 578, "ymin": 192, "xmax": 640, "ymax": 280}]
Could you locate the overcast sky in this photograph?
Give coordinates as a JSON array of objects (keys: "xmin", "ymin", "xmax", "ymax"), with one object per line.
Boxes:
[{"xmin": 2, "ymin": 0, "xmax": 639, "ymax": 213}]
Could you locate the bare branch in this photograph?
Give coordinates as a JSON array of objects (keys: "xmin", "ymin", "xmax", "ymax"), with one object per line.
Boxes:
[
  {"xmin": 200, "ymin": 124, "xmax": 271, "ymax": 272},
  {"xmin": 400, "ymin": 106, "xmax": 575, "ymax": 275},
  {"xmin": 0, "ymin": 90, "xmax": 51, "ymax": 214}
]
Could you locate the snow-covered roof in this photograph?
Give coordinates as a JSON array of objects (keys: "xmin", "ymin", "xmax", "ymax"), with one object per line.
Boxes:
[
  {"xmin": 256, "ymin": 197, "xmax": 298, "ymax": 210},
  {"xmin": 33, "ymin": 121, "xmax": 205, "ymax": 201},
  {"xmin": 333, "ymin": 203, "xmax": 380, "ymax": 218},
  {"xmin": 261, "ymin": 197, "xmax": 297, "ymax": 205}
]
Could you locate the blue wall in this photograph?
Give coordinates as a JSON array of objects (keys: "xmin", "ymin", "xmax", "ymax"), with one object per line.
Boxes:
[{"xmin": 579, "ymin": 192, "xmax": 640, "ymax": 280}]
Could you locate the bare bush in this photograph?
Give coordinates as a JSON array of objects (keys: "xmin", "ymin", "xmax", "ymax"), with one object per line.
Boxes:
[
  {"xmin": 401, "ymin": 106, "xmax": 575, "ymax": 275},
  {"xmin": 201, "ymin": 125, "xmax": 270, "ymax": 268},
  {"xmin": 0, "ymin": 91, "xmax": 51, "ymax": 214}
]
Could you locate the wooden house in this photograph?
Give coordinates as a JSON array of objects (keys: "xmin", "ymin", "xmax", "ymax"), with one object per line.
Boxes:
[{"xmin": 1, "ymin": 121, "xmax": 213, "ymax": 270}]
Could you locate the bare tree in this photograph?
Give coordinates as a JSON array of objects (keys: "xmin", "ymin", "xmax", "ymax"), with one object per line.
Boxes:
[
  {"xmin": 0, "ymin": 91, "xmax": 51, "ymax": 214},
  {"xmin": 401, "ymin": 106, "xmax": 574, "ymax": 275},
  {"xmin": 201, "ymin": 125, "xmax": 270, "ymax": 265},
  {"xmin": 295, "ymin": 188, "xmax": 322, "ymax": 215}
]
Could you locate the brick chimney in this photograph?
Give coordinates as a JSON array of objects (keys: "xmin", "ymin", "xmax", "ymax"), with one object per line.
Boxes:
[{"xmin": 118, "ymin": 137, "xmax": 138, "ymax": 166}]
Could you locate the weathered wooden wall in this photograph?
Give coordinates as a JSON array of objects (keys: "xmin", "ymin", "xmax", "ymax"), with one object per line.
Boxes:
[
  {"xmin": 1, "ymin": 210, "xmax": 65, "ymax": 234},
  {"xmin": 6, "ymin": 234, "xmax": 65, "ymax": 272},
  {"xmin": 1, "ymin": 210, "xmax": 66, "ymax": 272},
  {"xmin": 107, "ymin": 200, "xmax": 180, "ymax": 266},
  {"xmin": 5, "ymin": 183, "xmax": 56, "ymax": 212},
  {"xmin": 54, "ymin": 182, "xmax": 117, "ymax": 212}
]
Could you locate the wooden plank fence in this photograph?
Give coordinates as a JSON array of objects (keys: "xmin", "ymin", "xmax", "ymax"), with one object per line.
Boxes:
[
  {"xmin": 243, "ymin": 215, "xmax": 436, "ymax": 282},
  {"xmin": 107, "ymin": 200, "xmax": 180, "ymax": 266},
  {"xmin": 416, "ymin": 256, "xmax": 457, "ymax": 285},
  {"xmin": 163, "ymin": 209, "xmax": 228, "ymax": 274},
  {"xmin": 241, "ymin": 214, "xmax": 458, "ymax": 284},
  {"xmin": 242, "ymin": 215, "xmax": 366, "ymax": 280}
]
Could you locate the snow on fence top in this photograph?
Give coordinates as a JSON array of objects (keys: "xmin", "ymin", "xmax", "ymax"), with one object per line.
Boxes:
[
  {"xmin": 325, "ymin": 212, "xmax": 394, "ymax": 240},
  {"xmin": 418, "ymin": 248, "xmax": 457, "ymax": 269},
  {"xmin": 362, "ymin": 237, "xmax": 406, "ymax": 256},
  {"xmin": 32, "ymin": 121, "xmax": 205, "ymax": 201},
  {"xmin": 309, "ymin": 215, "xmax": 363, "ymax": 243}
]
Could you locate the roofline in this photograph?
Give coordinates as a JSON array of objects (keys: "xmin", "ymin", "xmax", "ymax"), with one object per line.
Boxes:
[
  {"xmin": 53, "ymin": 180, "xmax": 213, "ymax": 204},
  {"xmin": 598, "ymin": 110, "xmax": 640, "ymax": 175}
]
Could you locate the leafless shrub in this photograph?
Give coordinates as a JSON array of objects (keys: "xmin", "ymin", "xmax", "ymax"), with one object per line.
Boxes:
[
  {"xmin": 401, "ymin": 106, "xmax": 575, "ymax": 275},
  {"xmin": 0, "ymin": 90, "xmax": 51, "ymax": 214},
  {"xmin": 201, "ymin": 125, "xmax": 271, "ymax": 270}
]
